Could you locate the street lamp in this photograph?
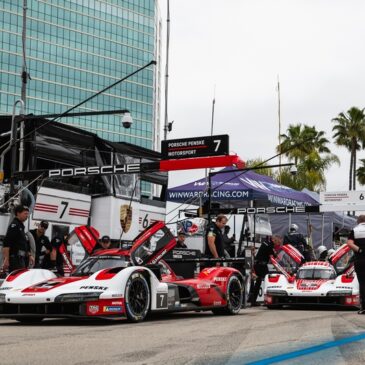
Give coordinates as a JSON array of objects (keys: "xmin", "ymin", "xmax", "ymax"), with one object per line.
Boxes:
[{"xmin": 2, "ymin": 60, "xmax": 156, "ymax": 194}]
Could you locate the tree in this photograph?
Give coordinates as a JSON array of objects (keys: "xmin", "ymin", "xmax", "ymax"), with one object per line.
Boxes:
[
  {"xmin": 357, "ymin": 159, "xmax": 365, "ymax": 186},
  {"xmin": 245, "ymin": 158, "xmax": 275, "ymax": 177},
  {"xmin": 332, "ymin": 107, "xmax": 365, "ymax": 190},
  {"xmin": 277, "ymin": 124, "xmax": 338, "ymax": 191}
]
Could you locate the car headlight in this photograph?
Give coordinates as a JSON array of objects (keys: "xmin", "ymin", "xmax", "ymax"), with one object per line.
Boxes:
[
  {"xmin": 266, "ymin": 290, "xmax": 288, "ymax": 296},
  {"xmin": 327, "ymin": 290, "xmax": 352, "ymax": 297},
  {"xmin": 55, "ymin": 292, "xmax": 103, "ymax": 303},
  {"xmin": 0, "ymin": 294, "xmax": 5, "ymax": 304}
]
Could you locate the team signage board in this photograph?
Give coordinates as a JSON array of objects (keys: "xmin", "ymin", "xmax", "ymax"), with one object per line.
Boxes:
[
  {"xmin": 32, "ymin": 187, "xmax": 91, "ymax": 225},
  {"xmin": 161, "ymin": 135, "xmax": 229, "ymax": 160},
  {"xmin": 48, "ymin": 163, "xmax": 143, "ymax": 178},
  {"xmin": 320, "ymin": 191, "xmax": 365, "ymax": 212}
]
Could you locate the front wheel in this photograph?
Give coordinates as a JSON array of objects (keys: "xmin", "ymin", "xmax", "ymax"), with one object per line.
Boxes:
[
  {"xmin": 212, "ymin": 274, "xmax": 243, "ymax": 315},
  {"xmin": 124, "ymin": 272, "xmax": 150, "ymax": 322}
]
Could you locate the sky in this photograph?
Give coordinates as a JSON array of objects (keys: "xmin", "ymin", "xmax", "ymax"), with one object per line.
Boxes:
[{"xmin": 158, "ymin": 0, "xmax": 365, "ymax": 198}]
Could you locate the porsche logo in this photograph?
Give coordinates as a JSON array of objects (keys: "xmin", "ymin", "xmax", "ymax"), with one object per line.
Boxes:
[{"xmin": 120, "ymin": 204, "xmax": 133, "ymax": 233}]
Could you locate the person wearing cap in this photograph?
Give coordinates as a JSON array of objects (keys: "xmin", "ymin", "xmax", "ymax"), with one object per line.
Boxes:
[
  {"xmin": 29, "ymin": 221, "xmax": 51, "ymax": 268},
  {"xmin": 176, "ymin": 232, "xmax": 187, "ymax": 248},
  {"xmin": 2, "ymin": 205, "xmax": 33, "ymax": 272},
  {"xmin": 92, "ymin": 235, "xmax": 112, "ymax": 252},
  {"xmin": 284, "ymin": 223, "xmax": 310, "ymax": 260}
]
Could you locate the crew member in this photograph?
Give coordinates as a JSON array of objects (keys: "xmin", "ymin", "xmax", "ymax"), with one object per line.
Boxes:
[
  {"xmin": 29, "ymin": 221, "xmax": 51, "ymax": 268},
  {"xmin": 223, "ymin": 225, "xmax": 236, "ymax": 257},
  {"xmin": 284, "ymin": 223, "xmax": 310, "ymax": 260},
  {"xmin": 2, "ymin": 205, "xmax": 34, "ymax": 272},
  {"xmin": 250, "ymin": 235, "xmax": 283, "ymax": 306},
  {"xmin": 42, "ymin": 234, "xmax": 64, "ymax": 275},
  {"xmin": 93, "ymin": 235, "xmax": 112, "ymax": 252},
  {"xmin": 317, "ymin": 245, "xmax": 328, "ymax": 261},
  {"xmin": 205, "ymin": 214, "xmax": 228, "ymax": 266},
  {"xmin": 176, "ymin": 232, "xmax": 187, "ymax": 248},
  {"xmin": 346, "ymin": 215, "xmax": 365, "ymax": 314}
]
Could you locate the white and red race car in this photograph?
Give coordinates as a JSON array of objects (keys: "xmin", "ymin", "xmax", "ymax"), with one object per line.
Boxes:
[
  {"xmin": 264, "ymin": 244, "xmax": 359, "ymax": 308},
  {"xmin": 0, "ymin": 221, "xmax": 244, "ymax": 323}
]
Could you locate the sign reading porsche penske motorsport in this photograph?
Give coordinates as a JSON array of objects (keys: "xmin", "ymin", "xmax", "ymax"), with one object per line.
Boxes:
[
  {"xmin": 320, "ymin": 190, "xmax": 365, "ymax": 212},
  {"xmin": 161, "ymin": 135, "xmax": 229, "ymax": 159}
]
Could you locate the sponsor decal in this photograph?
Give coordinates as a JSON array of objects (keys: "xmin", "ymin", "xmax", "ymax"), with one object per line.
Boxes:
[
  {"xmin": 197, "ymin": 284, "xmax": 211, "ymax": 289},
  {"xmin": 22, "ymin": 293, "xmax": 35, "ymax": 296},
  {"xmin": 336, "ymin": 286, "xmax": 352, "ymax": 289},
  {"xmin": 173, "ymin": 250, "xmax": 197, "ymax": 256},
  {"xmin": 80, "ymin": 286, "xmax": 108, "ymax": 290},
  {"xmin": 237, "ymin": 206, "xmax": 306, "ymax": 214},
  {"xmin": 213, "ymin": 277, "xmax": 228, "ymax": 282},
  {"xmin": 267, "ymin": 285, "xmax": 282, "ymax": 289},
  {"xmin": 88, "ymin": 305, "xmax": 99, "ymax": 314},
  {"xmin": 213, "ymin": 301, "xmax": 222, "ymax": 306},
  {"xmin": 150, "ymin": 249, "xmax": 167, "ymax": 264},
  {"xmin": 103, "ymin": 306, "xmax": 123, "ymax": 312},
  {"xmin": 0, "ymin": 287, "xmax": 12, "ymax": 291},
  {"xmin": 111, "ymin": 294, "xmax": 124, "ymax": 298}
]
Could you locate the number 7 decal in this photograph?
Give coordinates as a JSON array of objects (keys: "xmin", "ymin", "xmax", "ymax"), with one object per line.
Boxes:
[{"xmin": 60, "ymin": 201, "xmax": 69, "ymax": 218}]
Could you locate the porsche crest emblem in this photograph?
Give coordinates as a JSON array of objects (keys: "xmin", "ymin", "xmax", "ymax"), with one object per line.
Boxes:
[{"xmin": 120, "ymin": 204, "xmax": 133, "ymax": 233}]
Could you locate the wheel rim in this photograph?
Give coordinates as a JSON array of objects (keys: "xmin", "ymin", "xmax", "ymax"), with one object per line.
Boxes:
[
  {"xmin": 128, "ymin": 278, "xmax": 148, "ymax": 315},
  {"xmin": 229, "ymin": 279, "xmax": 242, "ymax": 310}
]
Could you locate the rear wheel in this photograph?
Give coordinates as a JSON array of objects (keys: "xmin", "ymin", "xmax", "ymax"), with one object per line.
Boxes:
[
  {"xmin": 212, "ymin": 274, "xmax": 243, "ymax": 315},
  {"xmin": 124, "ymin": 272, "xmax": 150, "ymax": 322},
  {"xmin": 15, "ymin": 317, "xmax": 44, "ymax": 323}
]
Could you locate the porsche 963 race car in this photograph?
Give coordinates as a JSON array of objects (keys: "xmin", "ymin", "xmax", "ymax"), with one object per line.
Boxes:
[
  {"xmin": 0, "ymin": 221, "xmax": 244, "ymax": 323},
  {"xmin": 264, "ymin": 243, "xmax": 359, "ymax": 309}
]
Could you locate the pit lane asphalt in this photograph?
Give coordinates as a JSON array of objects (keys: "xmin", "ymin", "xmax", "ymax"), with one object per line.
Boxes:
[{"xmin": 0, "ymin": 307, "xmax": 365, "ymax": 365}]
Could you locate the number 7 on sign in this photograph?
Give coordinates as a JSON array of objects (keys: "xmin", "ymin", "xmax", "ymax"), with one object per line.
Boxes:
[{"xmin": 213, "ymin": 139, "xmax": 221, "ymax": 152}]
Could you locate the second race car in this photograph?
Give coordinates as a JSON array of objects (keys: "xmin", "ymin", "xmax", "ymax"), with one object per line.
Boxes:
[{"xmin": 263, "ymin": 243, "xmax": 359, "ymax": 308}]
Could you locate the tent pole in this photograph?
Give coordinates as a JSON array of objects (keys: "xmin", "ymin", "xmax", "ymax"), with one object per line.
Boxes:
[{"xmin": 321, "ymin": 214, "xmax": 325, "ymax": 245}]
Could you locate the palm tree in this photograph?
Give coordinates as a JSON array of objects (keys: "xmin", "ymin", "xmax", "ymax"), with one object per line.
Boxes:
[
  {"xmin": 277, "ymin": 124, "xmax": 338, "ymax": 190},
  {"xmin": 332, "ymin": 107, "xmax": 365, "ymax": 190},
  {"xmin": 357, "ymin": 159, "xmax": 365, "ymax": 186},
  {"xmin": 245, "ymin": 158, "xmax": 275, "ymax": 177}
]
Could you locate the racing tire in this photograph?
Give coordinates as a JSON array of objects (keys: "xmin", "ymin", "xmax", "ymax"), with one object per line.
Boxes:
[
  {"xmin": 15, "ymin": 317, "xmax": 44, "ymax": 323},
  {"xmin": 124, "ymin": 272, "xmax": 150, "ymax": 323},
  {"xmin": 212, "ymin": 274, "xmax": 243, "ymax": 315}
]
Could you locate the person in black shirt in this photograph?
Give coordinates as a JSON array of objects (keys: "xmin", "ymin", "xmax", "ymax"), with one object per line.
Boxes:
[
  {"xmin": 42, "ymin": 235, "xmax": 65, "ymax": 275},
  {"xmin": 205, "ymin": 215, "xmax": 228, "ymax": 266},
  {"xmin": 2, "ymin": 205, "xmax": 33, "ymax": 272},
  {"xmin": 223, "ymin": 225, "xmax": 236, "ymax": 257},
  {"xmin": 29, "ymin": 220, "xmax": 51, "ymax": 268},
  {"xmin": 347, "ymin": 215, "xmax": 365, "ymax": 314},
  {"xmin": 284, "ymin": 224, "xmax": 310, "ymax": 260},
  {"xmin": 92, "ymin": 235, "xmax": 112, "ymax": 253},
  {"xmin": 250, "ymin": 235, "xmax": 283, "ymax": 306},
  {"xmin": 176, "ymin": 232, "xmax": 187, "ymax": 248}
]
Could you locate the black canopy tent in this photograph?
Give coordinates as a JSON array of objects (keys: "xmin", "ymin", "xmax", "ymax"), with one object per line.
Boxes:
[{"xmin": 0, "ymin": 115, "xmax": 167, "ymax": 200}]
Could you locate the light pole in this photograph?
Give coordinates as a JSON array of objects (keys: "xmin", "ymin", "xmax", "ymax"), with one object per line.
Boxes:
[{"xmin": 4, "ymin": 60, "xmax": 156, "ymax": 195}]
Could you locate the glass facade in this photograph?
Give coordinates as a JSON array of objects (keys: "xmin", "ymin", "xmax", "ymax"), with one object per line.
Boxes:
[{"xmin": 0, "ymin": 0, "xmax": 161, "ymax": 153}]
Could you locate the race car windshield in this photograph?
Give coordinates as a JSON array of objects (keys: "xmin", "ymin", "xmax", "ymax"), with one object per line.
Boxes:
[
  {"xmin": 297, "ymin": 268, "xmax": 336, "ymax": 280},
  {"xmin": 73, "ymin": 256, "xmax": 129, "ymax": 276}
]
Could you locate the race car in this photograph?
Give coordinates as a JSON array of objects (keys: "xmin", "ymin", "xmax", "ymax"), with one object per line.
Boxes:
[
  {"xmin": 264, "ymin": 243, "xmax": 359, "ymax": 308},
  {"xmin": 0, "ymin": 221, "xmax": 244, "ymax": 323}
]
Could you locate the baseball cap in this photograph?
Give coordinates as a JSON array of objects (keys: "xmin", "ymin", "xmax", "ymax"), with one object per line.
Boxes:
[
  {"xmin": 101, "ymin": 235, "xmax": 110, "ymax": 243},
  {"xmin": 40, "ymin": 220, "xmax": 49, "ymax": 229}
]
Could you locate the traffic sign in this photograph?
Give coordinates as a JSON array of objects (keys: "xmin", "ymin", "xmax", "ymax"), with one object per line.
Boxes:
[{"xmin": 161, "ymin": 135, "xmax": 229, "ymax": 160}]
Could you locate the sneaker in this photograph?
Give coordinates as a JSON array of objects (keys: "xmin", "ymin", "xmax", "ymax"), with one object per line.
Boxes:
[{"xmin": 357, "ymin": 309, "xmax": 365, "ymax": 314}]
